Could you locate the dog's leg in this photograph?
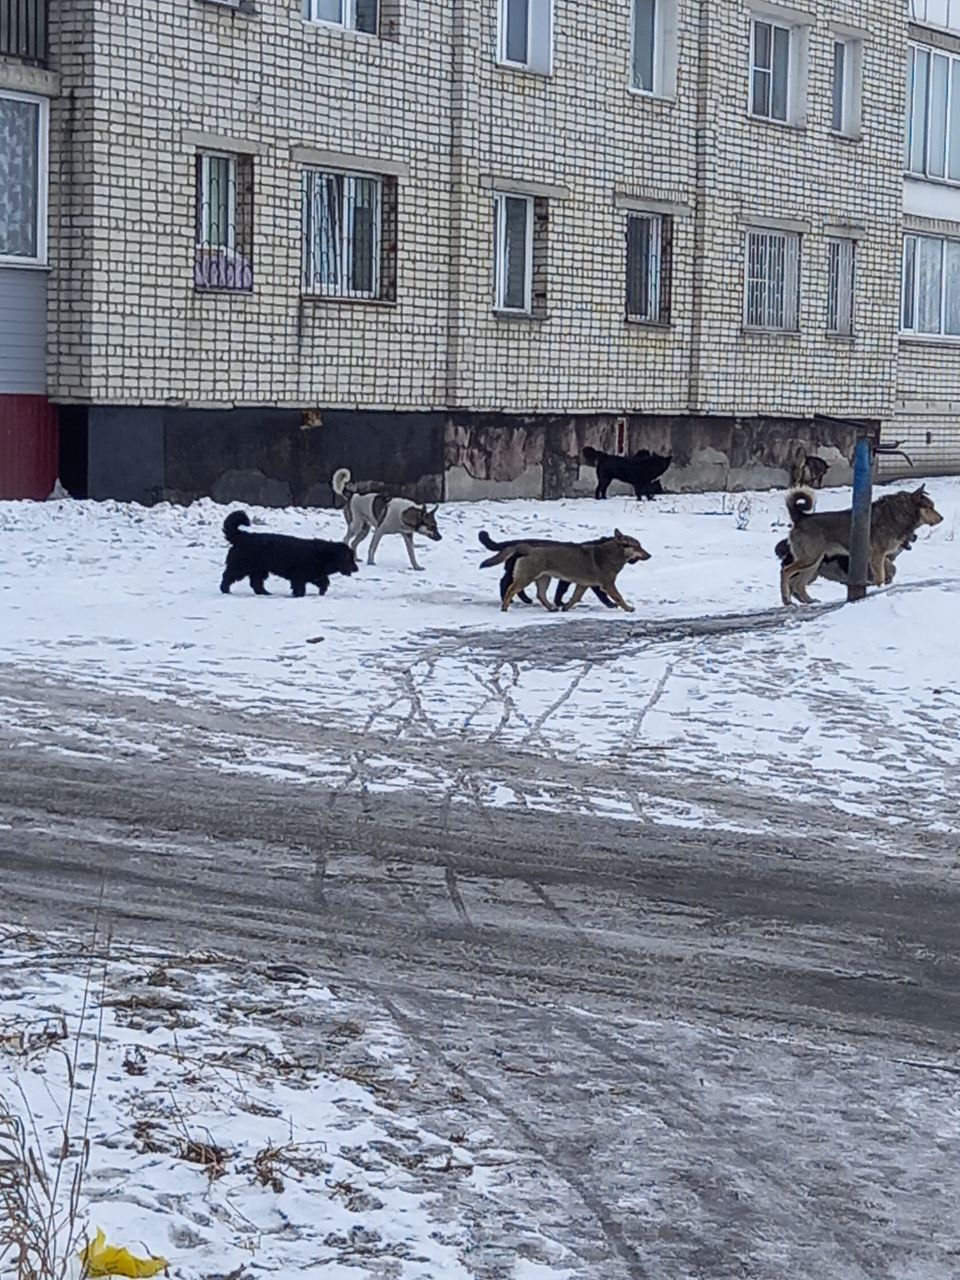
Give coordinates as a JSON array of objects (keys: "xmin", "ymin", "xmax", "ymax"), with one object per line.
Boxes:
[
  {"xmin": 553, "ymin": 580, "xmax": 570, "ymax": 609},
  {"xmin": 402, "ymin": 533, "xmax": 424, "ymax": 571},
  {"xmin": 782, "ymin": 560, "xmax": 819, "ymax": 605},
  {"xmin": 534, "ymin": 576, "xmax": 558, "ymax": 612},
  {"xmin": 606, "ymin": 583, "xmax": 635, "ymax": 612},
  {"xmin": 220, "ymin": 569, "xmax": 243, "ymax": 595},
  {"xmin": 501, "ymin": 560, "xmax": 532, "ymax": 605},
  {"xmin": 316, "ymin": 576, "xmax": 329, "ymax": 595},
  {"xmin": 561, "ymin": 584, "xmax": 588, "ymax": 612},
  {"xmin": 349, "ymin": 518, "xmax": 371, "ymax": 552},
  {"xmin": 250, "ymin": 575, "xmax": 269, "ymax": 596},
  {"xmin": 366, "ymin": 525, "xmax": 386, "ymax": 565},
  {"xmin": 291, "ymin": 579, "xmax": 307, "ymax": 598},
  {"xmin": 869, "ymin": 549, "xmax": 888, "ymax": 589},
  {"xmin": 592, "ymin": 588, "xmax": 616, "ymax": 608}
]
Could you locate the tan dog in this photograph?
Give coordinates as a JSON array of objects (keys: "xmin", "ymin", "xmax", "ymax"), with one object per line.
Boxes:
[
  {"xmin": 780, "ymin": 485, "xmax": 942, "ymax": 605},
  {"xmin": 501, "ymin": 531, "xmax": 651, "ymax": 613}
]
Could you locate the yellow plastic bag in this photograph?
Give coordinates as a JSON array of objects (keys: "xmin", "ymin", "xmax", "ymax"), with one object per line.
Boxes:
[{"xmin": 80, "ymin": 1228, "xmax": 168, "ymax": 1278}]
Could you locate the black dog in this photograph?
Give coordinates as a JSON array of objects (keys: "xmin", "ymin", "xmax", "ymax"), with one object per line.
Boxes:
[
  {"xmin": 220, "ymin": 511, "xmax": 358, "ymax": 597},
  {"xmin": 478, "ymin": 531, "xmax": 616, "ymax": 609},
  {"xmin": 582, "ymin": 447, "xmax": 672, "ymax": 500}
]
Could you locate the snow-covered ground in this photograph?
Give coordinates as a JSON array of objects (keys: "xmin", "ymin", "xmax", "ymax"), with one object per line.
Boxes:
[
  {"xmin": 1, "ymin": 478, "xmax": 958, "ymax": 842},
  {"xmin": 0, "ymin": 927, "xmax": 576, "ymax": 1280}
]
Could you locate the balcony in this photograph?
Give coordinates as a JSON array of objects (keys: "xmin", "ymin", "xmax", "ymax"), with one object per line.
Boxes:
[{"xmin": 0, "ymin": 0, "xmax": 48, "ymax": 65}]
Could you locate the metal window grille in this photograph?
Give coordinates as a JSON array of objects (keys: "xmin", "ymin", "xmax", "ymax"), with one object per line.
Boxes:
[
  {"xmin": 306, "ymin": 0, "xmax": 378, "ymax": 33},
  {"xmin": 626, "ymin": 213, "xmax": 667, "ymax": 322},
  {"xmin": 744, "ymin": 230, "xmax": 800, "ymax": 330},
  {"xmin": 494, "ymin": 193, "xmax": 533, "ymax": 312},
  {"xmin": 303, "ymin": 171, "xmax": 384, "ymax": 299},
  {"xmin": 0, "ymin": 0, "xmax": 47, "ymax": 65},
  {"xmin": 750, "ymin": 19, "xmax": 790, "ymax": 121},
  {"xmin": 826, "ymin": 238, "xmax": 855, "ymax": 335},
  {"xmin": 905, "ymin": 42, "xmax": 960, "ymax": 183},
  {"xmin": 194, "ymin": 152, "xmax": 254, "ymax": 292},
  {"xmin": 632, "ymin": 0, "xmax": 656, "ymax": 92}
]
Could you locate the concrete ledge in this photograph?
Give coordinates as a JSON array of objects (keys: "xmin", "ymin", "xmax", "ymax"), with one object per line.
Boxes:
[
  {"xmin": 291, "ymin": 146, "xmax": 410, "ymax": 177},
  {"xmin": 182, "ymin": 130, "xmax": 267, "ymax": 156},
  {"xmin": 0, "ymin": 59, "xmax": 58, "ymax": 96},
  {"xmin": 480, "ymin": 176, "xmax": 571, "ymax": 200}
]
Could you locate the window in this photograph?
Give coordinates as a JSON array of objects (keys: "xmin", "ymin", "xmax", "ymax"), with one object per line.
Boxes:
[
  {"xmin": 625, "ymin": 213, "xmax": 671, "ymax": 323},
  {"xmin": 901, "ymin": 233, "xmax": 960, "ymax": 335},
  {"xmin": 305, "ymin": 0, "xmax": 377, "ymax": 33},
  {"xmin": 906, "ymin": 43, "xmax": 960, "ymax": 181},
  {"xmin": 0, "ymin": 90, "xmax": 48, "ymax": 265},
  {"xmin": 302, "ymin": 170, "xmax": 397, "ymax": 300},
  {"xmin": 631, "ymin": 0, "xmax": 677, "ymax": 97},
  {"xmin": 194, "ymin": 153, "xmax": 254, "ymax": 291},
  {"xmin": 826, "ymin": 238, "xmax": 855, "ymax": 335},
  {"xmin": 911, "ymin": 0, "xmax": 960, "ymax": 34},
  {"xmin": 750, "ymin": 18, "xmax": 791, "ymax": 121},
  {"xmin": 831, "ymin": 37, "xmax": 862, "ymax": 135},
  {"xmin": 744, "ymin": 229, "xmax": 800, "ymax": 331},
  {"xmin": 494, "ymin": 193, "xmax": 533, "ymax": 312},
  {"xmin": 498, "ymin": 0, "xmax": 552, "ymax": 74}
]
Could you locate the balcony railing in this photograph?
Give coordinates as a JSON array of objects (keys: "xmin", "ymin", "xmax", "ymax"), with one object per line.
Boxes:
[{"xmin": 0, "ymin": 0, "xmax": 48, "ymax": 65}]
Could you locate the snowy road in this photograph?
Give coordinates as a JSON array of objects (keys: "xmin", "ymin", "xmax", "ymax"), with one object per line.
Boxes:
[{"xmin": 4, "ymin": 667, "xmax": 960, "ymax": 1278}]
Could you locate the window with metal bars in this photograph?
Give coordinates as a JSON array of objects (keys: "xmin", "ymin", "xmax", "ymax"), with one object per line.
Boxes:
[
  {"xmin": 194, "ymin": 152, "xmax": 254, "ymax": 292},
  {"xmin": 305, "ymin": 0, "xmax": 378, "ymax": 33},
  {"xmin": 302, "ymin": 170, "xmax": 397, "ymax": 301},
  {"xmin": 625, "ymin": 212, "xmax": 671, "ymax": 324},
  {"xmin": 901, "ymin": 232, "xmax": 960, "ymax": 336},
  {"xmin": 0, "ymin": 0, "xmax": 48, "ymax": 65},
  {"xmin": 826, "ymin": 238, "xmax": 855, "ymax": 336},
  {"xmin": 744, "ymin": 229, "xmax": 800, "ymax": 331}
]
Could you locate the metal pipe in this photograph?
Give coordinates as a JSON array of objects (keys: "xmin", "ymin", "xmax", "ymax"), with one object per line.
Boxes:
[{"xmin": 847, "ymin": 435, "xmax": 873, "ymax": 602}]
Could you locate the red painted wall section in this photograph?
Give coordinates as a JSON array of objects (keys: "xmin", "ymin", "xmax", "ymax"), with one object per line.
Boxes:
[{"xmin": 0, "ymin": 395, "xmax": 59, "ymax": 499}]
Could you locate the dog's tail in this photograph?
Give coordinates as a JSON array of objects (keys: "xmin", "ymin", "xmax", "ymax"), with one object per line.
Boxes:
[
  {"xmin": 582, "ymin": 446, "xmax": 600, "ymax": 465},
  {"xmin": 478, "ymin": 530, "xmax": 504, "ymax": 552},
  {"xmin": 331, "ymin": 467, "xmax": 353, "ymax": 499},
  {"xmin": 223, "ymin": 510, "xmax": 250, "ymax": 543},
  {"xmin": 786, "ymin": 487, "xmax": 815, "ymax": 525},
  {"xmin": 647, "ymin": 454, "xmax": 673, "ymax": 481}
]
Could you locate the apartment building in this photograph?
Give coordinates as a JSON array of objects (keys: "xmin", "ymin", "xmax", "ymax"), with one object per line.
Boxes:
[{"xmin": 0, "ymin": 1, "xmax": 948, "ymax": 503}]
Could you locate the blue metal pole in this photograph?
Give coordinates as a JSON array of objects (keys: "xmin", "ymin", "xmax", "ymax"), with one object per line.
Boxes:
[{"xmin": 847, "ymin": 435, "xmax": 873, "ymax": 602}]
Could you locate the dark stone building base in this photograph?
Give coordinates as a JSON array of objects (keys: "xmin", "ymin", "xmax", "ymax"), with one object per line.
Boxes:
[{"xmin": 56, "ymin": 405, "xmax": 875, "ymax": 506}]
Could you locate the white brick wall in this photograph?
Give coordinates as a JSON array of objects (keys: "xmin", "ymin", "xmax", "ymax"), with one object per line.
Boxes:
[{"xmin": 44, "ymin": 0, "xmax": 938, "ymax": 454}]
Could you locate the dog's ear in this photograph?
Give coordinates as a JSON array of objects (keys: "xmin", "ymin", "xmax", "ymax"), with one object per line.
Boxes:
[
  {"xmin": 613, "ymin": 528, "xmax": 624, "ymax": 538},
  {"xmin": 913, "ymin": 485, "xmax": 926, "ymax": 498}
]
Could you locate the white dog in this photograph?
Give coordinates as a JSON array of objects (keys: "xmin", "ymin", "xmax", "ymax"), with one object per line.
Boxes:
[{"xmin": 331, "ymin": 468, "xmax": 442, "ymax": 571}]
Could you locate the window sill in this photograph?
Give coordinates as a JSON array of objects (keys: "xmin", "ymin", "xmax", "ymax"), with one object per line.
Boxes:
[
  {"xmin": 825, "ymin": 331, "xmax": 855, "ymax": 341},
  {"xmin": 494, "ymin": 61, "xmax": 552, "ymax": 80},
  {"xmin": 194, "ymin": 286, "xmax": 255, "ymax": 297},
  {"xmin": 904, "ymin": 170, "xmax": 960, "ymax": 189},
  {"xmin": 746, "ymin": 112, "xmax": 806, "ymax": 132},
  {"xmin": 625, "ymin": 317, "xmax": 673, "ymax": 331},
  {"xmin": 740, "ymin": 326, "xmax": 801, "ymax": 338},
  {"xmin": 626, "ymin": 86, "xmax": 676, "ymax": 105},
  {"xmin": 0, "ymin": 258, "xmax": 49, "ymax": 271},
  {"xmin": 829, "ymin": 128, "xmax": 862, "ymax": 142},
  {"xmin": 300, "ymin": 293, "xmax": 398, "ymax": 307},
  {"xmin": 195, "ymin": 0, "xmax": 258, "ymax": 17},
  {"xmin": 493, "ymin": 309, "xmax": 548, "ymax": 323},
  {"xmin": 302, "ymin": 19, "xmax": 379, "ymax": 40},
  {"xmin": 899, "ymin": 331, "xmax": 960, "ymax": 347}
]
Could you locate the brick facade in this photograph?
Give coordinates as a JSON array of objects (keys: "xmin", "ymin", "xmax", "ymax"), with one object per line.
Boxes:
[{"xmin": 38, "ymin": 0, "xmax": 959, "ymax": 498}]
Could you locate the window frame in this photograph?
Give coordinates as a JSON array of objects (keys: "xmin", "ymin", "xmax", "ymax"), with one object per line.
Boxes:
[
  {"xmin": 906, "ymin": 41, "xmax": 960, "ymax": 184},
  {"xmin": 629, "ymin": 0, "xmax": 678, "ymax": 99},
  {"xmin": 743, "ymin": 228, "xmax": 801, "ymax": 332},
  {"xmin": 304, "ymin": 0, "xmax": 378, "ymax": 35},
  {"xmin": 749, "ymin": 16, "xmax": 792, "ymax": 123},
  {"xmin": 0, "ymin": 89, "xmax": 49, "ymax": 268},
  {"xmin": 910, "ymin": 0, "xmax": 960, "ymax": 35},
  {"xmin": 625, "ymin": 211, "xmax": 672, "ymax": 325},
  {"xmin": 826, "ymin": 236, "xmax": 856, "ymax": 336},
  {"xmin": 302, "ymin": 169, "xmax": 385, "ymax": 301},
  {"xmin": 901, "ymin": 231, "xmax": 960, "ymax": 338},
  {"xmin": 493, "ymin": 192, "xmax": 534, "ymax": 315},
  {"xmin": 198, "ymin": 153, "xmax": 237, "ymax": 254},
  {"xmin": 497, "ymin": 0, "xmax": 553, "ymax": 75},
  {"xmin": 830, "ymin": 35, "xmax": 863, "ymax": 137}
]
